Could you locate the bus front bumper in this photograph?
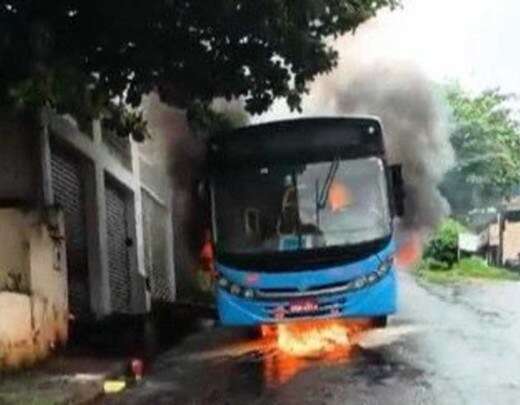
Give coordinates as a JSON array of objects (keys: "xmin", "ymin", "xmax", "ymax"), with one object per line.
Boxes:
[{"xmin": 217, "ymin": 270, "xmax": 397, "ymax": 326}]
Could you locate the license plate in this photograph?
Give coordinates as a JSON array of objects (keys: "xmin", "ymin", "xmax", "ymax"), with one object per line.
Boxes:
[{"xmin": 289, "ymin": 298, "xmax": 318, "ymax": 313}]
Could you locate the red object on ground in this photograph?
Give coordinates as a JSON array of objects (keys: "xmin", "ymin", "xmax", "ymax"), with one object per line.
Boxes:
[{"xmin": 131, "ymin": 358, "xmax": 144, "ymax": 381}]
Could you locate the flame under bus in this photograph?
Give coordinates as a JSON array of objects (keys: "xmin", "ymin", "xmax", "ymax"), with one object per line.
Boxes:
[{"xmin": 207, "ymin": 117, "xmax": 404, "ymax": 326}]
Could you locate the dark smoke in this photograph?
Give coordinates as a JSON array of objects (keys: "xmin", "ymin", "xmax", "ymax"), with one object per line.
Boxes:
[
  {"xmin": 144, "ymin": 58, "xmax": 453, "ymax": 282},
  {"xmin": 327, "ymin": 64, "xmax": 455, "ymax": 238}
]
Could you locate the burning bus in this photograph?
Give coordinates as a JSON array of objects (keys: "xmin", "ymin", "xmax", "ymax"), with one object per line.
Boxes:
[{"xmin": 205, "ymin": 117, "xmax": 405, "ymax": 327}]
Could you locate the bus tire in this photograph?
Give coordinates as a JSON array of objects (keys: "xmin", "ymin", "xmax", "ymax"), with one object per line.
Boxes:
[{"xmin": 372, "ymin": 316, "xmax": 388, "ymax": 328}]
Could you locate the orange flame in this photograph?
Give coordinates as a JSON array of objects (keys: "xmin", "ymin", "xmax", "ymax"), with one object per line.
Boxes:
[
  {"xmin": 259, "ymin": 320, "xmax": 374, "ymax": 387},
  {"xmin": 276, "ymin": 320, "xmax": 350, "ymax": 356},
  {"xmin": 265, "ymin": 319, "xmax": 371, "ymax": 357},
  {"xmin": 263, "ymin": 352, "xmax": 308, "ymax": 387},
  {"xmin": 328, "ymin": 181, "xmax": 352, "ymax": 212},
  {"xmin": 260, "ymin": 320, "xmax": 356, "ymax": 387},
  {"xmin": 199, "ymin": 320, "xmax": 374, "ymax": 389},
  {"xmin": 395, "ymin": 232, "xmax": 423, "ymax": 269}
]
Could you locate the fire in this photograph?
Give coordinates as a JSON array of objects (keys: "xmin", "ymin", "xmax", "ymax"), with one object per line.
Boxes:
[
  {"xmin": 328, "ymin": 181, "xmax": 352, "ymax": 212},
  {"xmin": 276, "ymin": 320, "xmax": 350, "ymax": 357},
  {"xmin": 395, "ymin": 232, "xmax": 423, "ymax": 269},
  {"xmin": 193, "ymin": 320, "xmax": 373, "ymax": 389},
  {"xmin": 260, "ymin": 324, "xmax": 277, "ymax": 339},
  {"xmin": 259, "ymin": 320, "xmax": 366, "ymax": 387},
  {"xmin": 263, "ymin": 352, "xmax": 308, "ymax": 387}
]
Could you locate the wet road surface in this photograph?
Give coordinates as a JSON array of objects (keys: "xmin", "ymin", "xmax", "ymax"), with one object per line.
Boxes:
[{"xmin": 102, "ymin": 273, "xmax": 520, "ymax": 404}]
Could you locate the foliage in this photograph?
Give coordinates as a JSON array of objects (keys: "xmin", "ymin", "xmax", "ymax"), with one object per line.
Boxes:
[
  {"xmin": 103, "ymin": 103, "xmax": 150, "ymax": 142},
  {"xmin": 187, "ymin": 102, "xmax": 248, "ymax": 136},
  {"xmin": 418, "ymin": 257, "xmax": 520, "ymax": 284},
  {"xmin": 423, "ymin": 218, "xmax": 465, "ymax": 266},
  {"xmin": 442, "ymin": 84, "xmax": 520, "ymax": 212},
  {"xmin": 0, "ymin": 0, "xmax": 399, "ymax": 139}
]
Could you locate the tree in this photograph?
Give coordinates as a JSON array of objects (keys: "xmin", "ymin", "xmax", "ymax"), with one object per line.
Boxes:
[
  {"xmin": 0, "ymin": 0, "xmax": 398, "ymax": 139},
  {"xmin": 442, "ymin": 85, "xmax": 520, "ymax": 213},
  {"xmin": 187, "ymin": 100, "xmax": 249, "ymax": 135}
]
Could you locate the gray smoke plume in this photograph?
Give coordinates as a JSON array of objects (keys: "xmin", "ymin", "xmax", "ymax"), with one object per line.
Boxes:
[
  {"xmin": 143, "ymin": 93, "xmax": 206, "ymax": 298},
  {"xmin": 317, "ymin": 64, "xmax": 455, "ymax": 238}
]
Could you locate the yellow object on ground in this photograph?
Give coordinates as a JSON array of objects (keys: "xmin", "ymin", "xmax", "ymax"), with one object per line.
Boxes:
[{"xmin": 103, "ymin": 380, "xmax": 127, "ymax": 394}]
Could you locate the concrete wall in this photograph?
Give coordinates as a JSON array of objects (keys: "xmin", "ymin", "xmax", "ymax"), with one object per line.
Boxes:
[
  {"xmin": 0, "ymin": 208, "xmax": 68, "ymax": 369},
  {"xmin": 0, "ymin": 209, "xmax": 31, "ymax": 292}
]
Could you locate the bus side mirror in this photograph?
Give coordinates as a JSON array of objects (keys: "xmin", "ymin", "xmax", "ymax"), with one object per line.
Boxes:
[{"xmin": 390, "ymin": 164, "xmax": 405, "ymax": 217}]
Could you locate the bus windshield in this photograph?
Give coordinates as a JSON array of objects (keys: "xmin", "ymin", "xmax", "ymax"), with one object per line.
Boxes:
[{"xmin": 213, "ymin": 157, "xmax": 391, "ymax": 255}]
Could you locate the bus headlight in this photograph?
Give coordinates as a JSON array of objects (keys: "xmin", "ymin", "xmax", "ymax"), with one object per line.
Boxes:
[
  {"xmin": 230, "ymin": 284, "xmax": 242, "ymax": 295},
  {"xmin": 377, "ymin": 257, "xmax": 393, "ymax": 276},
  {"xmin": 217, "ymin": 274, "xmax": 257, "ymax": 299},
  {"xmin": 354, "ymin": 276, "xmax": 367, "ymax": 289},
  {"xmin": 218, "ymin": 277, "xmax": 229, "ymax": 288},
  {"xmin": 243, "ymin": 288, "xmax": 255, "ymax": 299}
]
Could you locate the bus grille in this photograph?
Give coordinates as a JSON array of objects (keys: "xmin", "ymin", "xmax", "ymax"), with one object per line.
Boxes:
[
  {"xmin": 255, "ymin": 265, "xmax": 391, "ymax": 301},
  {"xmin": 261, "ymin": 295, "xmax": 347, "ymax": 319},
  {"xmin": 256, "ymin": 279, "xmax": 358, "ymax": 300}
]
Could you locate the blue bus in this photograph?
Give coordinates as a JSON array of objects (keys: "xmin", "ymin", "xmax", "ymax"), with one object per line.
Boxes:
[{"xmin": 206, "ymin": 117, "xmax": 404, "ymax": 327}]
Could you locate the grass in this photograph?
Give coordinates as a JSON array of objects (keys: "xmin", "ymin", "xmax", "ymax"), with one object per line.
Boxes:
[{"xmin": 416, "ymin": 257, "xmax": 520, "ymax": 284}]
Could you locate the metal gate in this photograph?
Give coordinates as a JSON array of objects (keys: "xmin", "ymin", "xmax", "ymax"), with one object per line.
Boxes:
[
  {"xmin": 142, "ymin": 191, "xmax": 174, "ymax": 302},
  {"xmin": 51, "ymin": 146, "xmax": 91, "ymax": 320},
  {"xmin": 105, "ymin": 179, "xmax": 133, "ymax": 313}
]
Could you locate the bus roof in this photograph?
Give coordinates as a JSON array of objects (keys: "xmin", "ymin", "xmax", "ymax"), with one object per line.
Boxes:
[
  {"xmin": 209, "ymin": 116, "xmax": 386, "ymax": 168},
  {"xmin": 221, "ymin": 116, "xmax": 383, "ymax": 136}
]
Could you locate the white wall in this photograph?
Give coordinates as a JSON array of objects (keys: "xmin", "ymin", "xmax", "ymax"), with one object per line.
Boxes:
[
  {"xmin": 0, "ymin": 208, "xmax": 68, "ymax": 369},
  {"xmin": 47, "ymin": 112, "xmax": 175, "ymax": 316}
]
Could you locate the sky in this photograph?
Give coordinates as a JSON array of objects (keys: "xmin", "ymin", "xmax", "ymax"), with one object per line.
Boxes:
[{"xmin": 256, "ymin": 0, "xmax": 520, "ymax": 122}]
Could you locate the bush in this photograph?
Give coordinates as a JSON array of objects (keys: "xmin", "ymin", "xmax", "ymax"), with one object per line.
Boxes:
[
  {"xmin": 426, "ymin": 258, "xmax": 452, "ymax": 272},
  {"xmin": 423, "ymin": 219, "xmax": 465, "ymax": 267}
]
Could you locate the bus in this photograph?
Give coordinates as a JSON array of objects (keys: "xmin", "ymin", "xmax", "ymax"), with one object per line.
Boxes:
[{"xmin": 205, "ymin": 117, "xmax": 404, "ymax": 327}]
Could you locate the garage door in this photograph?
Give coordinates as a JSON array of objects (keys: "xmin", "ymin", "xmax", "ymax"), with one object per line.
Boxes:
[
  {"xmin": 105, "ymin": 179, "xmax": 133, "ymax": 313},
  {"xmin": 142, "ymin": 191, "xmax": 175, "ymax": 303},
  {"xmin": 51, "ymin": 147, "xmax": 91, "ymax": 320}
]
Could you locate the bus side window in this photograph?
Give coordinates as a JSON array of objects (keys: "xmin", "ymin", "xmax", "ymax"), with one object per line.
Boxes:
[{"xmin": 244, "ymin": 208, "xmax": 261, "ymax": 237}]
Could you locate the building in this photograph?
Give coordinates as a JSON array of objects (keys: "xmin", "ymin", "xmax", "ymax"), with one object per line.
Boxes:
[
  {"xmin": 0, "ymin": 108, "xmax": 176, "ymax": 367},
  {"xmin": 458, "ymin": 206, "xmax": 520, "ymax": 268}
]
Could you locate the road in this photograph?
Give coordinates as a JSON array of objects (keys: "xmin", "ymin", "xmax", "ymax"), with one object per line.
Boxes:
[{"xmin": 102, "ymin": 272, "xmax": 520, "ymax": 405}]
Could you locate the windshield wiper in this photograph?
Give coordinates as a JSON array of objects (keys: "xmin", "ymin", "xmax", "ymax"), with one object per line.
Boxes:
[{"xmin": 315, "ymin": 157, "xmax": 340, "ymax": 226}]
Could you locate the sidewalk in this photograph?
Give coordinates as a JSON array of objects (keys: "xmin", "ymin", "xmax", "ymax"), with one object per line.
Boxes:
[
  {"xmin": 0, "ymin": 302, "xmax": 217, "ymax": 405},
  {"xmin": 0, "ymin": 354, "xmax": 127, "ymax": 405}
]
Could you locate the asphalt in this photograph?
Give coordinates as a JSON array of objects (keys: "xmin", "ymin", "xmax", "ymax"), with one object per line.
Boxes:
[{"xmin": 100, "ymin": 272, "xmax": 520, "ymax": 405}]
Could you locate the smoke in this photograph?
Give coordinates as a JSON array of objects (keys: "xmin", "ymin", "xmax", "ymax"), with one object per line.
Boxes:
[
  {"xmin": 296, "ymin": 60, "xmax": 455, "ymax": 269},
  {"xmin": 333, "ymin": 64, "xmax": 455, "ymax": 236},
  {"xmin": 285, "ymin": 14, "xmax": 457, "ymax": 242},
  {"xmin": 142, "ymin": 93, "xmax": 206, "ymax": 297},
  {"xmin": 142, "ymin": 93, "xmax": 249, "ymax": 297}
]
